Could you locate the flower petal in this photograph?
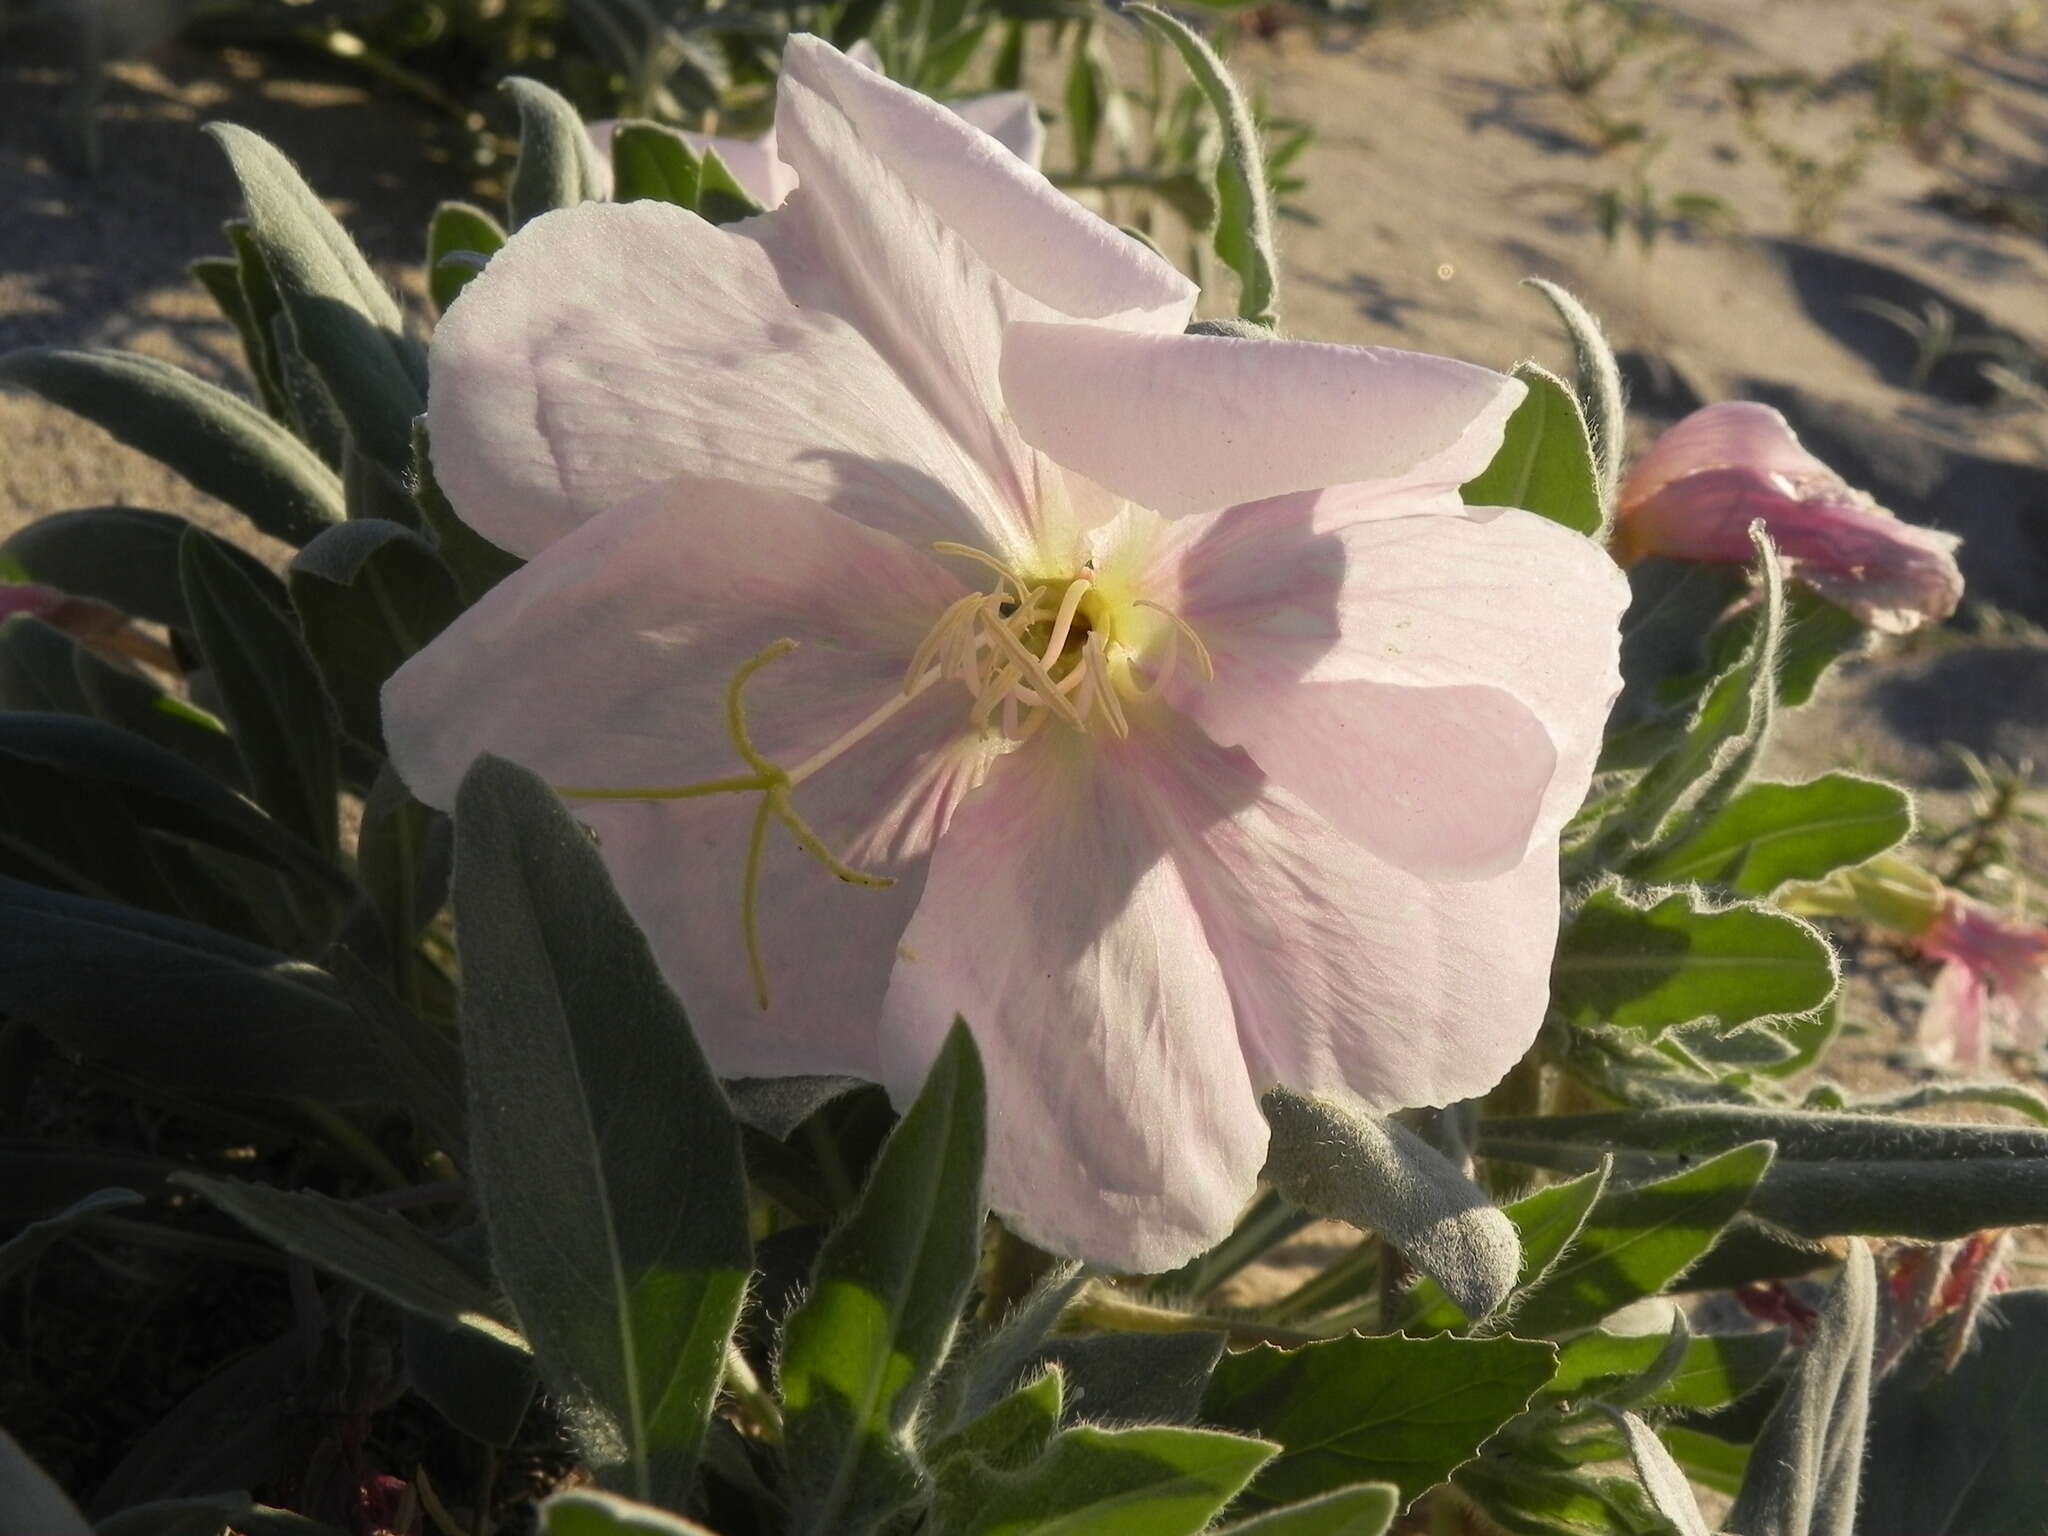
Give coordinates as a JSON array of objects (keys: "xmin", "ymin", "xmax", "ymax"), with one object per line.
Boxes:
[
  {"xmin": 383, "ymin": 483, "xmax": 969, "ymax": 809},
  {"xmin": 1000, "ymin": 322, "xmax": 1524, "ymax": 517},
  {"xmin": 1134, "ymin": 710, "xmax": 1558, "ymax": 1111},
  {"xmin": 578, "ymin": 681, "xmax": 988, "ymax": 1081},
  {"xmin": 1620, "ymin": 401, "xmax": 1834, "ymax": 509},
  {"xmin": 386, "ymin": 486, "xmax": 994, "ymax": 1079},
  {"xmin": 427, "ymin": 199, "xmax": 1016, "ymax": 559},
  {"xmin": 1920, "ymin": 961, "xmax": 1986, "ymax": 1070},
  {"xmin": 1153, "ymin": 494, "xmax": 1627, "ymax": 867},
  {"xmin": 776, "ymin": 36, "xmax": 1191, "ymax": 333},
  {"xmin": 948, "ymin": 92, "xmax": 1046, "ymax": 169},
  {"xmin": 879, "ymin": 722, "xmax": 1265, "ymax": 1273}
]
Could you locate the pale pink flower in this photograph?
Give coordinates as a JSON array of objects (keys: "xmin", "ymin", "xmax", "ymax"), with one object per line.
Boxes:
[
  {"xmin": 1913, "ymin": 891, "xmax": 2048, "ymax": 1068},
  {"xmin": 1615, "ymin": 401, "xmax": 1963, "ymax": 634},
  {"xmin": 587, "ymin": 44, "xmax": 1043, "ymax": 210},
  {"xmin": 385, "ymin": 37, "xmax": 1628, "ymax": 1269}
]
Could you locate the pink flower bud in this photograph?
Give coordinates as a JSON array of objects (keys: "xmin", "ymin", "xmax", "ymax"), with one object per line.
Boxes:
[{"xmin": 1616, "ymin": 402, "xmax": 1963, "ymax": 634}]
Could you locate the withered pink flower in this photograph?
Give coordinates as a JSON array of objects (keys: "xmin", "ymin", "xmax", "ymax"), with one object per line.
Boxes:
[
  {"xmin": 1, "ymin": 581, "xmax": 175, "ymax": 671},
  {"xmin": 386, "ymin": 37, "xmax": 1627, "ymax": 1268},
  {"xmin": 1914, "ymin": 891, "xmax": 2048, "ymax": 1068},
  {"xmin": 1615, "ymin": 401, "xmax": 1963, "ymax": 634}
]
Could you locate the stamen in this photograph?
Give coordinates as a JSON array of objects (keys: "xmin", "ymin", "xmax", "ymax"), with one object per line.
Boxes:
[
  {"xmin": 1040, "ymin": 578, "xmax": 1093, "ymax": 666},
  {"xmin": 903, "ymin": 593, "xmax": 980, "ymax": 695},
  {"xmin": 1086, "ymin": 634, "xmax": 1130, "ymax": 738},
  {"xmin": 931, "ymin": 541, "xmax": 1029, "ymax": 599},
  {"xmin": 980, "ymin": 602, "xmax": 1085, "ymax": 728},
  {"xmin": 1135, "ymin": 599, "xmax": 1215, "ymax": 682}
]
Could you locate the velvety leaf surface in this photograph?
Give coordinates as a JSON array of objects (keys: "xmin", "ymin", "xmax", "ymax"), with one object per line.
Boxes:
[
  {"xmin": 779, "ymin": 1024, "xmax": 987, "ymax": 1535},
  {"xmin": 1202, "ymin": 1332, "xmax": 1557, "ymax": 1510},
  {"xmin": 1460, "ymin": 363, "xmax": 1602, "ymax": 535},
  {"xmin": 454, "ymin": 756, "xmax": 752, "ymax": 1508}
]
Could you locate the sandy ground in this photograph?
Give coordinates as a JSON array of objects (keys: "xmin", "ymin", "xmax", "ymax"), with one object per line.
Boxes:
[{"xmin": 2, "ymin": 2, "xmax": 2044, "ymax": 1047}]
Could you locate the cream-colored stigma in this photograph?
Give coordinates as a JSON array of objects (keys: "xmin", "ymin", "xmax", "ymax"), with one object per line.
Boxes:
[{"xmin": 551, "ymin": 541, "xmax": 1211, "ymax": 1010}]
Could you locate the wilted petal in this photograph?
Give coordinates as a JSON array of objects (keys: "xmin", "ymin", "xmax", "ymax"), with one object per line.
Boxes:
[
  {"xmin": 1622, "ymin": 400, "xmax": 1833, "ymax": 505},
  {"xmin": 880, "ymin": 721, "xmax": 1265, "ymax": 1273},
  {"xmin": 1150, "ymin": 494, "xmax": 1626, "ymax": 871},
  {"xmin": 1000, "ymin": 323, "xmax": 1523, "ymax": 517},
  {"xmin": 1616, "ymin": 402, "xmax": 1962, "ymax": 634}
]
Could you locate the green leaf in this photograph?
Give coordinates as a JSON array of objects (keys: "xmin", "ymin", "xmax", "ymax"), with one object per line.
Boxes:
[
  {"xmin": 1728, "ymin": 1247, "xmax": 1874, "ymax": 1536},
  {"xmin": 1129, "ymin": 5, "xmax": 1278, "ymax": 327},
  {"xmin": 1523, "ymin": 279, "xmax": 1625, "ymax": 507},
  {"xmin": 780, "ymin": 1022, "xmax": 987, "ymax": 1535},
  {"xmin": 1508, "ymin": 1143, "xmax": 1775, "ymax": 1337},
  {"xmin": 1545, "ymin": 1327, "xmax": 1784, "ymax": 1410},
  {"xmin": 404, "ymin": 1301, "xmax": 537, "ymax": 1448},
  {"xmin": 1862, "ymin": 1287, "xmax": 2048, "ymax": 1535},
  {"xmin": 1459, "ymin": 364, "xmax": 1603, "ymax": 536},
  {"xmin": 933, "ymin": 1424, "xmax": 1277, "ymax": 1536},
  {"xmin": 0, "ymin": 1427, "xmax": 90, "ymax": 1536},
  {"xmin": 1202, "ymin": 1332, "xmax": 1557, "ymax": 1511},
  {"xmin": 929, "ymin": 1368, "xmax": 1065, "ymax": 1472},
  {"xmin": 1454, "ymin": 1460, "xmax": 1673, "ymax": 1536},
  {"xmin": 1038, "ymin": 1330, "xmax": 1225, "ymax": 1428},
  {"xmin": 206, "ymin": 124, "xmax": 427, "ymax": 480},
  {"xmin": 0, "ymin": 506, "xmax": 287, "ymax": 633},
  {"xmin": 504, "ymin": 77, "xmax": 608, "ymax": 228},
  {"xmin": 1551, "ymin": 886, "xmax": 1838, "ymax": 1037},
  {"xmin": 1214, "ymin": 1485, "xmax": 1398, "ymax": 1535},
  {"xmin": 288, "ymin": 521, "xmax": 461, "ymax": 754},
  {"xmin": 0, "ymin": 712, "xmax": 340, "ymax": 902},
  {"xmin": 1261, "ymin": 1089, "xmax": 1519, "ymax": 1322},
  {"xmin": 453, "ymin": 756, "xmax": 752, "ymax": 1508},
  {"xmin": 542, "ymin": 1490, "xmax": 719, "ymax": 1536},
  {"xmin": 190, "ymin": 253, "xmax": 291, "ymax": 422},
  {"xmin": 0, "ymin": 1187, "xmax": 142, "ymax": 1286},
  {"xmin": 697, "ymin": 147, "xmax": 765, "ymax": 226},
  {"xmin": 172, "ymin": 1174, "xmax": 526, "ymax": 1351},
  {"xmin": 1609, "ymin": 528, "xmax": 1784, "ymax": 854},
  {"xmin": 426, "ymin": 200, "xmax": 505, "ymax": 313},
  {"xmin": 1064, "ymin": 26, "xmax": 1108, "ymax": 179},
  {"xmin": 329, "ymin": 948, "xmax": 465, "ymax": 1161},
  {"xmin": 0, "ymin": 348, "xmax": 342, "ymax": 546},
  {"xmin": 88, "ymin": 1331, "xmax": 309, "ymax": 1515},
  {"xmin": 1657, "ymin": 1427, "xmax": 1747, "ymax": 1498},
  {"xmin": 1631, "ymin": 774, "xmax": 1911, "ymax": 894},
  {"xmin": 224, "ymin": 219, "xmax": 298, "ymax": 434},
  {"xmin": 1405, "ymin": 1164, "xmax": 1611, "ymax": 1333},
  {"xmin": 0, "ymin": 878, "xmax": 377, "ymax": 1104},
  {"xmin": 1600, "ymin": 1409, "xmax": 1710, "ymax": 1536},
  {"xmin": 608, "ymin": 121, "xmax": 702, "ymax": 208},
  {"xmin": 181, "ymin": 526, "xmax": 341, "ymax": 860},
  {"xmin": 413, "ymin": 422, "xmax": 524, "ymax": 603}
]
